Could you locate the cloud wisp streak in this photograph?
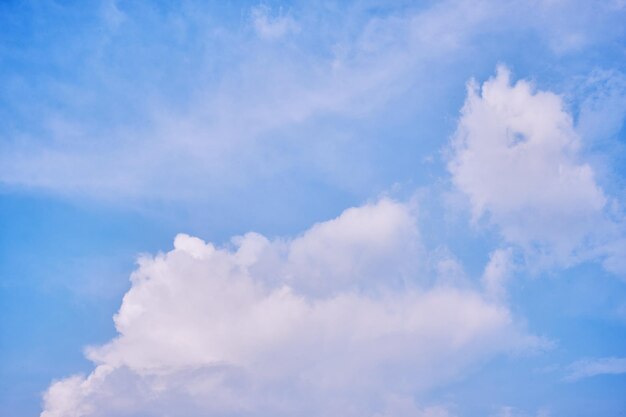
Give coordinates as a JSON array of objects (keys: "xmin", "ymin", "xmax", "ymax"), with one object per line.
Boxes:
[
  {"xmin": 565, "ymin": 357, "xmax": 626, "ymax": 381},
  {"xmin": 1, "ymin": 0, "xmax": 624, "ymax": 203}
]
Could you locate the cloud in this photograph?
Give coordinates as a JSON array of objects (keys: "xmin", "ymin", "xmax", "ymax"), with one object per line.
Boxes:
[
  {"xmin": 41, "ymin": 199, "xmax": 540, "ymax": 417},
  {"xmin": 1, "ymin": 1, "xmax": 456, "ymax": 200},
  {"xmin": 448, "ymin": 66, "xmax": 626, "ymax": 272},
  {"xmin": 373, "ymin": 397, "xmax": 457, "ymax": 417},
  {"xmin": 481, "ymin": 248, "xmax": 514, "ymax": 302},
  {"xmin": 2, "ymin": 0, "xmax": 623, "ymax": 202},
  {"xmin": 574, "ymin": 69, "xmax": 626, "ymax": 146},
  {"xmin": 565, "ymin": 357, "xmax": 626, "ymax": 381},
  {"xmin": 251, "ymin": 5, "xmax": 299, "ymax": 40},
  {"xmin": 494, "ymin": 407, "xmax": 550, "ymax": 417}
]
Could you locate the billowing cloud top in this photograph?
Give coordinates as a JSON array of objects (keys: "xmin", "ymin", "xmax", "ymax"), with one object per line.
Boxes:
[{"xmin": 41, "ymin": 199, "xmax": 539, "ymax": 417}]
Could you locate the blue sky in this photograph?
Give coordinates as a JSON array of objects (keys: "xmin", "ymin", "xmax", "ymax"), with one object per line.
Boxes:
[{"xmin": 1, "ymin": 1, "xmax": 626, "ymax": 416}]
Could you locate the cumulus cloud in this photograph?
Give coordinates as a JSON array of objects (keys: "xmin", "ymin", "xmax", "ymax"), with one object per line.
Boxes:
[
  {"xmin": 41, "ymin": 199, "xmax": 539, "ymax": 417},
  {"xmin": 565, "ymin": 357, "xmax": 626, "ymax": 381},
  {"xmin": 448, "ymin": 66, "xmax": 626, "ymax": 272}
]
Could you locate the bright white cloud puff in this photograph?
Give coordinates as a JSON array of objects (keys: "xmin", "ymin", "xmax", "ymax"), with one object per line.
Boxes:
[
  {"xmin": 41, "ymin": 199, "xmax": 539, "ymax": 417},
  {"xmin": 449, "ymin": 66, "xmax": 626, "ymax": 273}
]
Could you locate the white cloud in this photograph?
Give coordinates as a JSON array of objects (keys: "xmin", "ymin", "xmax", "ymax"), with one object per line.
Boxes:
[
  {"xmin": 251, "ymin": 6, "xmax": 299, "ymax": 40},
  {"xmin": 494, "ymin": 406, "xmax": 550, "ymax": 417},
  {"xmin": 4, "ymin": 1, "xmax": 622, "ymax": 202},
  {"xmin": 1, "ymin": 2, "xmax": 441, "ymax": 200},
  {"xmin": 482, "ymin": 248, "xmax": 514, "ymax": 302},
  {"xmin": 374, "ymin": 396, "xmax": 457, "ymax": 417},
  {"xmin": 447, "ymin": 66, "xmax": 625, "ymax": 270},
  {"xmin": 565, "ymin": 357, "xmax": 626, "ymax": 381},
  {"xmin": 41, "ymin": 199, "xmax": 539, "ymax": 417}
]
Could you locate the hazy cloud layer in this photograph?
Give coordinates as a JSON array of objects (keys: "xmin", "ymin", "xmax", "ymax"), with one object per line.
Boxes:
[{"xmin": 1, "ymin": 0, "xmax": 624, "ymax": 202}]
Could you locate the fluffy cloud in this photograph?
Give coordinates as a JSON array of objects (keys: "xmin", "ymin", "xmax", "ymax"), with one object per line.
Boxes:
[
  {"xmin": 41, "ymin": 199, "xmax": 538, "ymax": 417},
  {"xmin": 448, "ymin": 66, "xmax": 626, "ymax": 271}
]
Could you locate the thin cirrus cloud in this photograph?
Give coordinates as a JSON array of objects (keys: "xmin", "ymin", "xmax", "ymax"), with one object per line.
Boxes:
[
  {"xmin": 565, "ymin": 357, "xmax": 626, "ymax": 381},
  {"xmin": 251, "ymin": 5, "xmax": 300, "ymax": 40},
  {"xmin": 40, "ymin": 199, "xmax": 542, "ymax": 417},
  {"xmin": 1, "ymin": 1, "xmax": 454, "ymax": 200}
]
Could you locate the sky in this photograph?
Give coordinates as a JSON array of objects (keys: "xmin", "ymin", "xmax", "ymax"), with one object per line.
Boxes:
[{"xmin": 1, "ymin": 0, "xmax": 626, "ymax": 416}]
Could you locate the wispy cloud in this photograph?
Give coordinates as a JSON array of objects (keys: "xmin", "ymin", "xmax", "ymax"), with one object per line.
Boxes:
[
  {"xmin": 1, "ymin": 0, "xmax": 624, "ymax": 203},
  {"xmin": 565, "ymin": 357, "xmax": 626, "ymax": 381}
]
